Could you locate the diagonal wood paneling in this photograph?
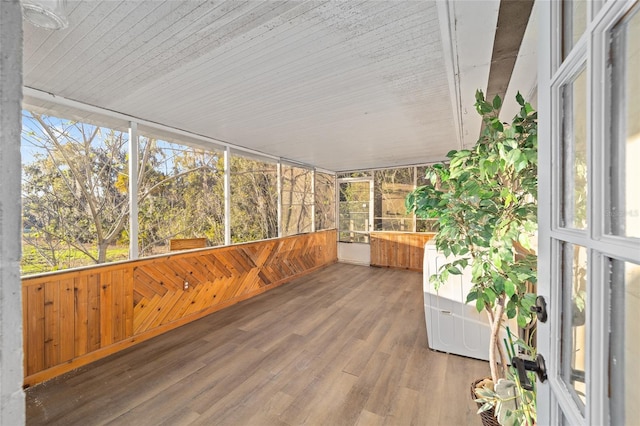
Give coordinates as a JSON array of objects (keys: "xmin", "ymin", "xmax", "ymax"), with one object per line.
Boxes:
[
  {"xmin": 132, "ymin": 231, "xmax": 336, "ymax": 335},
  {"xmin": 22, "ymin": 230, "xmax": 336, "ymax": 385}
]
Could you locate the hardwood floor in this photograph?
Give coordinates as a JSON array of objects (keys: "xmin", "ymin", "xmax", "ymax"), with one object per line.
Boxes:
[{"xmin": 26, "ymin": 263, "xmax": 489, "ymax": 426}]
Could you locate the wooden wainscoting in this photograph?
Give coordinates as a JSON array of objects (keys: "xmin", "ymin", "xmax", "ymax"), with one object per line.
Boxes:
[
  {"xmin": 22, "ymin": 230, "xmax": 337, "ymax": 386},
  {"xmin": 370, "ymin": 232, "xmax": 435, "ymax": 271}
]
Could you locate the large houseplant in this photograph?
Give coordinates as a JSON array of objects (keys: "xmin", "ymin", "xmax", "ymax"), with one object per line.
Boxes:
[{"xmin": 407, "ymin": 90, "xmax": 538, "ymax": 387}]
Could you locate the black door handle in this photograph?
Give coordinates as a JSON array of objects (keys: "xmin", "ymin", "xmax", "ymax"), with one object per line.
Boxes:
[
  {"xmin": 512, "ymin": 354, "xmax": 547, "ymax": 390},
  {"xmin": 530, "ymin": 295, "xmax": 548, "ymax": 323}
]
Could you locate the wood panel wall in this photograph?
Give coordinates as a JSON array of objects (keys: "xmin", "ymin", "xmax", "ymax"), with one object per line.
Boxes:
[
  {"xmin": 22, "ymin": 230, "xmax": 337, "ymax": 386},
  {"xmin": 369, "ymin": 232, "xmax": 435, "ymax": 271}
]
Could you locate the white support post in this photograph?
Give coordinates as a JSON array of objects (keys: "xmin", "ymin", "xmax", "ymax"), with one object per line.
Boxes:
[
  {"xmin": 311, "ymin": 169, "xmax": 316, "ymax": 232},
  {"xmin": 536, "ymin": 2, "xmax": 553, "ymax": 424},
  {"xmin": 277, "ymin": 160, "xmax": 282, "ymax": 237},
  {"xmin": 128, "ymin": 122, "xmax": 139, "ymax": 260},
  {"xmin": 224, "ymin": 147, "xmax": 231, "ymax": 245},
  {"xmin": 0, "ymin": 0, "xmax": 26, "ymax": 422},
  {"xmin": 335, "ymin": 174, "xmax": 341, "ymax": 241},
  {"xmin": 369, "ymin": 176, "xmax": 375, "ymax": 235},
  {"xmin": 413, "ymin": 166, "xmax": 418, "ymax": 232}
]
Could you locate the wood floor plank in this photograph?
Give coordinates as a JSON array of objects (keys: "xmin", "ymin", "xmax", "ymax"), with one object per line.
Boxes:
[
  {"xmin": 383, "ymin": 387, "xmax": 422, "ymax": 426},
  {"xmin": 26, "ymin": 263, "xmax": 487, "ymax": 426},
  {"xmin": 357, "ymin": 409, "xmax": 386, "ymax": 426},
  {"xmin": 323, "ymin": 350, "xmax": 391, "ymax": 426}
]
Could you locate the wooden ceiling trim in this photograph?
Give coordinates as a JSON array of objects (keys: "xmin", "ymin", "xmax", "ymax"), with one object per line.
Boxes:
[{"xmin": 485, "ymin": 0, "xmax": 536, "ymax": 110}]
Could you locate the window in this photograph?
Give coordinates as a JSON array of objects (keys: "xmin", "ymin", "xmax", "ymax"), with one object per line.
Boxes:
[
  {"xmin": 336, "ymin": 165, "xmax": 440, "ymax": 243},
  {"xmin": 538, "ymin": 1, "xmax": 640, "ymax": 423},
  {"xmin": 337, "ymin": 171, "xmax": 371, "ymax": 179},
  {"xmin": 281, "ymin": 165, "xmax": 313, "ymax": 236},
  {"xmin": 230, "ymin": 152, "xmax": 278, "ymax": 243},
  {"xmin": 137, "ymin": 137, "xmax": 224, "ymax": 256},
  {"xmin": 314, "ymin": 171, "xmax": 336, "ymax": 231},
  {"xmin": 608, "ymin": 6, "xmax": 640, "ymax": 424},
  {"xmin": 560, "ymin": 243, "xmax": 588, "ymax": 410},
  {"xmin": 21, "ymin": 110, "xmax": 130, "ymax": 274},
  {"xmin": 560, "ymin": 68, "xmax": 588, "ymax": 230},
  {"xmin": 416, "ymin": 165, "xmax": 439, "ymax": 232},
  {"xmin": 21, "ymin": 110, "xmax": 338, "ymax": 275},
  {"xmin": 373, "ymin": 167, "xmax": 414, "ymax": 231},
  {"xmin": 608, "ymin": 7, "xmax": 640, "ymax": 238},
  {"xmin": 562, "ymin": 0, "xmax": 588, "ymax": 59}
]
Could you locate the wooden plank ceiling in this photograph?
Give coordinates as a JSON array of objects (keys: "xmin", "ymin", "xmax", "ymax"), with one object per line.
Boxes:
[
  {"xmin": 22, "ymin": 0, "xmax": 460, "ymax": 171},
  {"xmin": 23, "ymin": 1, "xmax": 538, "ymax": 171}
]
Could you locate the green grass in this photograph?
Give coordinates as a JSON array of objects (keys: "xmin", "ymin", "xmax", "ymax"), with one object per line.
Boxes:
[{"xmin": 21, "ymin": 242, "xmax": 130, "ymax": 276}]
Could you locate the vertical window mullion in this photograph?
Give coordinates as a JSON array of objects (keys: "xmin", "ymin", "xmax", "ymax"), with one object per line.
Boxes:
[
  {"xmin": 311, "ymin": 169, "xmax": 316, "ymax": 233},
  {"xmin": 128, "ymin": 121, "xmax": 139, "ymax": 260},
  {"xmin": 224, "ymin": 147, "xmax": 231, "ymax": 246},
  {"xmin": 413, "ymin": 166, "xmax": 417, "ymax": 232},
  {"xmin": 277, "ymin": 160, "xmax": 282, "ymax": 238}
]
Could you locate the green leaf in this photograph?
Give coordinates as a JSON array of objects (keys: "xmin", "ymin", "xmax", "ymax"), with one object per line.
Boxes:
[
  {"xmin": 492, "ymin": 253, "xmax": 502, "ymax": 270},
  {"xmin": 524, "ymin": 103, "xmax": 535, "ymax": 115},
  {"xmin": 507, "ymin": 148, "xmax": 522, "ymax": 165},
  {"xmin": 485, "ymin": 287, "xmax": 497, "ymax": 301},
  {"xmin": 475, "ymin": 297, "xmax": 485, "ymax": 312},
  {"xmin": 517, "ymin": 315, "xmax": 528, "ymax": 328},
  {"xmin": 504, "ymin": 280, "xmax": 516, "ymax": 297},
  {"xmin": 477, "ymin": 100, "xmax": 493, "ymax": 114},
  {"xmin": 492, "ymin": 94, "xmax": 502, "ymax": 110},
  {"xmin": 493, "ymin": 276, "xmax": 505, "ymax": 294},
  {"xmin": 516, "ymin": 92, "xmax": 525, "ymax": 106},
  {"xmin": 453, "ymin": 258, "xmax": 469, "ymax": 269},
  {"xmin": 447, "ymin": 265, "xmax": 462, "ymax": 275},
  {"xmin": 491, "ymin": 118, "xmax": 504, "ymax": 132}
]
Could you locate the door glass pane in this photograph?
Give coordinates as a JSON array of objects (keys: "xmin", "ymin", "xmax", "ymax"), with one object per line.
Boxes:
[
  {"xmin": 563, "ymin": 0, "xmax": 587, "ymax": 59},
  {"xmin": 339, "ymin": 181, "xmax": 370, "ymax": 243},
  {"xmin": 561, "ymin": 243, "xmax": 587, "ymax": 412},
  {"xmin": 608, "ymin": 5, "xmax": 640, "ymax": 238},
  {"xmin": 561, "ymin": 69, "xmax": 588, "ymax": 229},
  {"xmin": 609, "ymin": 259, "xmax": 640, "ymax": 426}
]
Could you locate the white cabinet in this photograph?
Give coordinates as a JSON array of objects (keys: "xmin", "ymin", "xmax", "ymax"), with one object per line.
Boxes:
[{"xmin": 423, "ymin": 241, "xmax": 503, "ymax": 361}]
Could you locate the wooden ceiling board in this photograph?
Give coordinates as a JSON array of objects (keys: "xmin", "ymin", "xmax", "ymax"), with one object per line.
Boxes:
[
  {"xmin": 123, "ymin": 4, "xmax": 411, "ymax": 97},
  {"xmin": 23, "ymin": 0, "xmax": 466, "ymax": 171},
  {"xmin": 76, "ymin": 2, "xmax": 279, "ymax": 100}
]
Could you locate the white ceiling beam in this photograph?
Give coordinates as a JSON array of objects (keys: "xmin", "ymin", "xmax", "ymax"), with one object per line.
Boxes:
[{"xmin": 436, "ymin": 0, "xmax": 464, "ymax": 151}]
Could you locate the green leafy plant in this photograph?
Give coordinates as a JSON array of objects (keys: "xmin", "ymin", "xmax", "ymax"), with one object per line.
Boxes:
[
  {"xmin": 406, "ymin": 90, "xmax": 538, "ymax": 384},
  {"xmin": 475, "ymin": 328, "xmax": 537, "ymax": 426}
]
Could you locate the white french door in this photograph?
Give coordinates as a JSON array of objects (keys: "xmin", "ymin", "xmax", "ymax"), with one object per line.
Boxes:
[
  {"xmin": 538, "ymin": 1, "xmax": 640, "ymax": 424},
  {"xmin": 338, "ymin": 178, "xmax": 374, "ymax": 244}
]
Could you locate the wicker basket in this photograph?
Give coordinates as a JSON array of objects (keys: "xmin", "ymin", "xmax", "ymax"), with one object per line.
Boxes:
[{"xmin": 471, "ymin": 378, "xmax": 500, "ymax": 426}]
